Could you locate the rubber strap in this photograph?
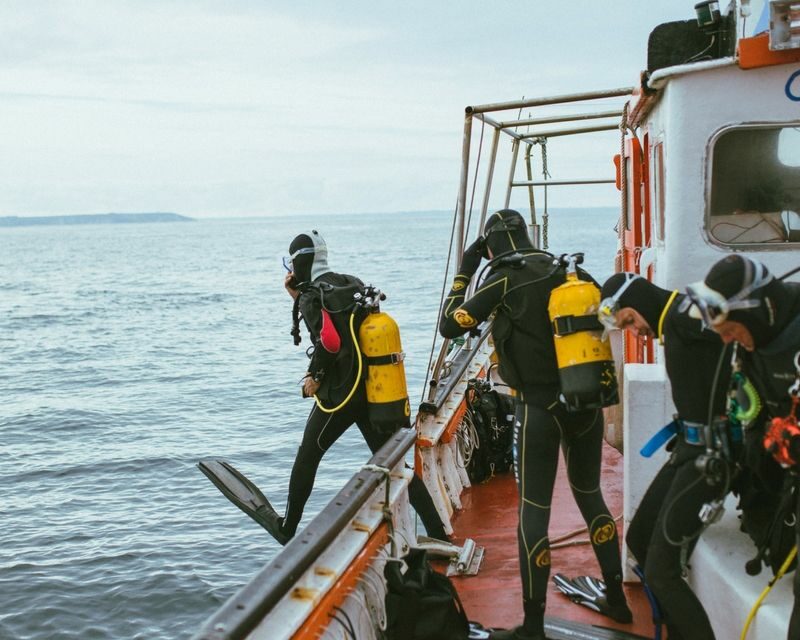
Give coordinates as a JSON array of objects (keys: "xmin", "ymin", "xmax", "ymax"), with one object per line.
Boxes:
[
  {"xmin": 553, "ymin": 314, "xmax": 603, "ymax": 336},
  {"xmin": 366, "ymin": 352, "xmax": 404, "ymax": 366},
  {"xmin": 640, "ymin": 420, "xmax": 679, "ymax": 458}
]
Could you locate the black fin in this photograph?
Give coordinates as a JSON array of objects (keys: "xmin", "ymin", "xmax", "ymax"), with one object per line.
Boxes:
[
  {"xmin": 198, "ymin": 459, "xmax": 290, "ymax": 545},
  {"xmin": 552, "ymin": 574, "xmax": 633, "ymax": 625}
]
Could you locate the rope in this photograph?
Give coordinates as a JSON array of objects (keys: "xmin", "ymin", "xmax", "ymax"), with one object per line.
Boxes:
[
  {"xmin": 455, "ymin": 407, "xmax": 480, "ymax": 469},
  {"xmin": 362, "ymin": 463, "xmax": 396, "ymax": 556},
  {"xmin": 422, "ymin": 199, "xmax": 459, "ymax": 400},
  {"xmin": 533, "ymin": 137, "xmax": 550, "ymax": 250}
]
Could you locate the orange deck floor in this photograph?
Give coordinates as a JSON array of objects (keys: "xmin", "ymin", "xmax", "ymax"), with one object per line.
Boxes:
[{"xmin": 445, "ymin": 442, "xmax": 655, "ymax": 638}]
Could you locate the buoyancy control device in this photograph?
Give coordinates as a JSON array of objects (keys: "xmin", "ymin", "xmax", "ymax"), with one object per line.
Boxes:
[
  {"xmin": 358, "ymin": 288, "xmax": 411, "ymax": 431},
  {"xmin": 310, "ymin": 284, "xmax": 411, "ymax": 430},
  {"xmin": 547, "ymin": 254, "xmax": 619, "ymax": 411}
]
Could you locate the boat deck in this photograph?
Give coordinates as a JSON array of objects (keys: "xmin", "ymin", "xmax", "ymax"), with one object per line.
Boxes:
[{"xmin": 445, "ymin": 442, "xmax": 655, "ymax": 638}]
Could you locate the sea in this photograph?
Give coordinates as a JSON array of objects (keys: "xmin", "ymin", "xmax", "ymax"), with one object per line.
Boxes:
[{"xmin": 0, "ymin": 209, "xmax": 618, "ymax": 640}]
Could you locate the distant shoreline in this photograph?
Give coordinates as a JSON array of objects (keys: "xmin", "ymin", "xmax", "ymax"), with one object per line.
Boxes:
[{"xmin": 0, "ymin": 213, "xmax": 193, "ymax": 227}]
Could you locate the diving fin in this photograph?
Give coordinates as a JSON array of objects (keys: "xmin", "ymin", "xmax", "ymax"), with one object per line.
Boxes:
[
  {"xmin": 198, "ymin": 459, "xmax": 290, "ymax": 546},
  {"xmin": 553, "ymin": 573, "xmax": 629, "ymax": 622}
]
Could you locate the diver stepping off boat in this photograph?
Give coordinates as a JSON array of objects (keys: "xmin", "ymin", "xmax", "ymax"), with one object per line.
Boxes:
[
  {"xmin": 200, "ymin": 230, "xmax": 447, "ymax": 546},
  {"xmin": 439, "ymin": 209, "xmax": 631, "ymax": 640}
]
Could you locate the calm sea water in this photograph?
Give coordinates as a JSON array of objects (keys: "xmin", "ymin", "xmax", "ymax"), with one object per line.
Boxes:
[{"xmin": 0, "ymin": 209, "xmax": 617, "ymax": 639}]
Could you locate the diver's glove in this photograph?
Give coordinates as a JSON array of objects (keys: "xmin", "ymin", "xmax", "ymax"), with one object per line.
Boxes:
[{"xmin": 458, "ymin": 238, "xmax": 484, "ymax": 278}]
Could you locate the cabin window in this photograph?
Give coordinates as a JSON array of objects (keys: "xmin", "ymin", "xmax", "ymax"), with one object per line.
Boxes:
[{"xmin": 707, "ymin": 125, "xmax": 800, "ymax": 246}]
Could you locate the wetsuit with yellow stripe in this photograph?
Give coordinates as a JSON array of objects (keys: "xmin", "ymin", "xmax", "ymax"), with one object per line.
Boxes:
[{"xmin": 438, "ymin": 209, "xmax": 629, "ymax": 638}]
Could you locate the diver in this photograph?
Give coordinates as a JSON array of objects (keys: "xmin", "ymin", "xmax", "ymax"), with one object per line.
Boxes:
[
  {"xmin": 599, "ymin": 272, "xmax": 731, "ymax": 640},
  {"xmin": 265, "ymin": 230, "xmax": 448, "ymax": 545},
  {"xmin": 684, "ymin": 255, "xmax": 800, "ymax": 639},
  {"xmin": 438, "ymin": 209, "xmax": 631, "ymax": 640}
]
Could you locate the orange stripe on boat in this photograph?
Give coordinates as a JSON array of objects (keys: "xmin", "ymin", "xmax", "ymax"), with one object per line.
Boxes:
[
  {"xmin": 292, "ymin": 522, "xmax": 390, "ymax": 639},
  {"xmin": 738, "ymin": 33, "xmax": 800, "ymax": 69}
]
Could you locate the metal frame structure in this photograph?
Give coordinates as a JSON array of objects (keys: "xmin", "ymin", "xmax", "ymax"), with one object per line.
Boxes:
[{"xmin": 425, "ymin": 87, "xmax": 633, "ymax": 407}]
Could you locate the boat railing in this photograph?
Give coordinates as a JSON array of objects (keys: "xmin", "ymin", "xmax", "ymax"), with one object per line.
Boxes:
[{"xmin": 191, "ymin": 427, "xmax": 417, "ymax": 640}]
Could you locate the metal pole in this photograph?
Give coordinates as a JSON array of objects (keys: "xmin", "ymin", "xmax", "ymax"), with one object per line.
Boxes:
[
  {"xmin": 524, "ymin": 144, "xmax": 537, "ymax": 224},
  {"xmin": 504, "ymin": 138, "xmax": 521, "ymax": 209},
  {"xmin": 479, "ymin": 126, "xmax": 502, "ymax": 234},
  {"xmin": 520, "ymin": 124, "xmax": 619, "ymax": 139},
  {"xmin": 455, "ymin": 113, "xmax": 473, "ymax": 263},
  {"xmin": 466, "ymin": 86, "xmax": 634, "ymax": 115},
  {"xmin": 499, "ymin": 109, "xmax": 623, "ymax": 129},
  {"xmin": 511, "ymin": 178, "xmax": 616, "ymax": 187}
]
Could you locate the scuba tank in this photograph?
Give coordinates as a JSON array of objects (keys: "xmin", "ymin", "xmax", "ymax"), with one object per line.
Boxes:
[
  {"xmin": 548, "ymin": 254, "xmax": 619, "ymax": 411},
  {"xmin": 358, "ymin": 288, "xmax": 411, "ymax": 431}
]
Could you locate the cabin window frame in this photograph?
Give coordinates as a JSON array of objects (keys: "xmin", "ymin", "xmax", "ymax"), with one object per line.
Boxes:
[
  {"xmin": 704, "ymin": 121, "xmax": 800, "ymax": 251},
  {"xmin": 651, "ymin": 139, "xmax": 666, "ymax": 243}
]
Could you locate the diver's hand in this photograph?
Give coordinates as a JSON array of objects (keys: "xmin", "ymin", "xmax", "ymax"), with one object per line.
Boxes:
[
  {"xmin": 302, "ymin": 375, "xmax": 320, "ymax": 398},
  {"xmin": 458, "ymin": 238, "xmax": 484, "ymax": 278},
  {"xmin": 285, "ymin": 272, "xmax": 300, "ymax": 299}
]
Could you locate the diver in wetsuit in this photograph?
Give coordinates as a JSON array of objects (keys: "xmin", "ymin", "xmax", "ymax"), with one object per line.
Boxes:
[
  {"xmin": 270, "ymin": 230, "xmax": 447, "ymax": 544},
  {"xmin": 599, "ymin": 273, "xmax": 731, "ymax": 640},
  {"xmin": 684, "ymin": 255, "xmax": 800, "ymax": 640},
  {"xmin": 438, "ymin": 209, "xmax": 631, "ymax": 640}
]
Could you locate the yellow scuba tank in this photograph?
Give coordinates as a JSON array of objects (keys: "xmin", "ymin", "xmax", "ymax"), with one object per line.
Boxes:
[
  {"xmin": 359, "ymin": 308, "xmax": 411, "ymax": 431},
  {"xmin": 548, "ymin": 254, "xmax": 618, "ymax": 411}
]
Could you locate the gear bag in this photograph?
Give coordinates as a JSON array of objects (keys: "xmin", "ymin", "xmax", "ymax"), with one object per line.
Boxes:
[
  {"xmin": 463, "ymin": 379, "xmax": 515, "ymax": 484},
  {"xmin": 384, "ymin": 548, "xmax": 469, "ymax": 640}
]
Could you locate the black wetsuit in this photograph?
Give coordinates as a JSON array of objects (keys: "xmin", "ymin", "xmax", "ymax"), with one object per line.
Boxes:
[
  {"xmin": 283, "ymin": 271, "xmax": 447, "ymax": 540},
  {"xmin": 625, "ymin": 294, "xmax": 729, "ymax": 640},
  {"xmin": 439, "ymin": 247, "xmax": 627, "ymax": 635},
  {"xmin": 739, "ymin": 284, "xmax": 800, "ymax": 640}
]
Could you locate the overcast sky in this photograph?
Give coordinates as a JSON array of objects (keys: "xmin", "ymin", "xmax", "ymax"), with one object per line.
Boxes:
[{"xmin": 1, "ymin": 1, "xmax": 696, "ymax": 218}]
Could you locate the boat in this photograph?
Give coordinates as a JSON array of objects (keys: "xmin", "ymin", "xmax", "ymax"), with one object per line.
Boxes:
[{"xmin": 192, "ymin": 1, "xmax": 800, "ymax": 638}]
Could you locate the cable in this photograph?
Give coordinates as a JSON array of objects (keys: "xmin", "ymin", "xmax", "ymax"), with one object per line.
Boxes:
[
  {"xmin": 313, "ymin": 310, "xmax": 363, "ymax": 414},
  {"xmin": 740, "ymin": 546, "xmax": 798, "ymax": 640}
]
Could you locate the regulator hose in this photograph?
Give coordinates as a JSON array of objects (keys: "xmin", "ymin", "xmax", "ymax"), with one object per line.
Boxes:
[{"xmin": 313, "ymin": 310, "xmax": 363, "ymax": 414}]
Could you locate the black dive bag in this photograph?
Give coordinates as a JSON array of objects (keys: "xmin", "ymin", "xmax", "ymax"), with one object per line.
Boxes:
[
  {"xmin": 384, "ymin": 549, "xmax": 469, "ymax": 640},
  {"xmin": 464, "ymin": 379, "xmax": 515, "ymax": 484}
]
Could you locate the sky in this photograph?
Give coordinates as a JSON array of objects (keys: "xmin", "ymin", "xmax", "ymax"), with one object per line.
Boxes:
[{"xmin": 0, "ymin": 1, "xmax": 697, "ymax": 218}]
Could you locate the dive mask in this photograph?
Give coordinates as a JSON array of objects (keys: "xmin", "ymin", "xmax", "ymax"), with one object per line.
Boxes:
[
  {"xmin": 598, "ymin": 273, "xmax": 642, "ymax": 331},
  {"xmin": 681, "ymin": 260, "xmax": 773, "ymax": 327},
  {"xmin": 282, "ymin": 247, "xmax": 316, "ymax": 272}
]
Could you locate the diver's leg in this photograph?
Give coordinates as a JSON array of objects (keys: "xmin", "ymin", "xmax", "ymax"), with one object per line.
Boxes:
[
  {"xmin": 626, "ymin": 460, "xmax": 677, "ymax": 567},
  {"xmin": 512, "ymin": 399, "xmax": 561, "ymax": 637},
  {"xmin": 354, "ymin": 413, "xmax": 448, "ymax": 541},
  {"xmin": 281, "ymin": 403, "xmax": 354, "ymax": 537},
  {"xmin": 560, "ymin": 407, "xmax": 631, "ymax": 621},
  {"xmin": 643, "ymin": 444, "xmax": 719, "ymax": 640}
]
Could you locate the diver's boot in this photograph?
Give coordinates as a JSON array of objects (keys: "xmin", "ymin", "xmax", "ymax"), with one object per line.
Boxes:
[
  {"xmin": 489, "ymin": 627, "xmax": 544, "ymax": 640},
  {"xmin": 603, "ymin": 572, "xmax": 633, "ymax": 624},
  {"xmin": 254, "ymin": 507, "xmax": 292, "ymax": 546},
  {"xmin": 489, "ymin": 598, "xmax": 546, "ymax": 640}
]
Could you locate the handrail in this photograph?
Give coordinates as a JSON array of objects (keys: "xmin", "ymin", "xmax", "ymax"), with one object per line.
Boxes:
[
  {"xmin": 191, "ymin": 427, "xmax": 416, "ymax": 640},
  {"xmin": 419, "ymin": 324, "xmax": 491, "ymax": 415},
  {"xmin": 465, "ymin": 87, "xmax": 634, "ymax": 115}
]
